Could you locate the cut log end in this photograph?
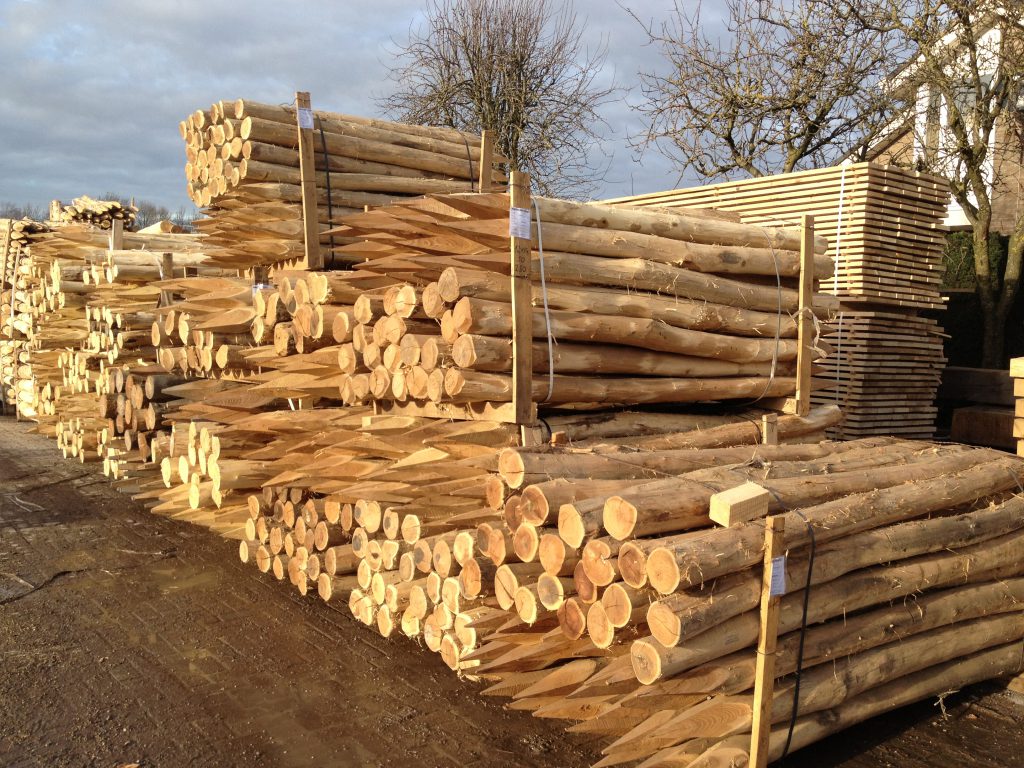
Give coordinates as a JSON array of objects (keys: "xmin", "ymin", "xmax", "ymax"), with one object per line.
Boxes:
[{"xmin": 603, "ymin": 496, "xmax": 639, "ymax": 541}]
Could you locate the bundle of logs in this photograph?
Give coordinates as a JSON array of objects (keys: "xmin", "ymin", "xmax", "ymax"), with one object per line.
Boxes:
[
  {"xmin": 322, "ymin": 191, "xmax": 833, "ymax": 409},
  {"xmin": 49, "ymin": 196, "xmax": 138, "ymax": 230},
  {"xmin": 229, "ymin": 401, "xmax": 1024, "ymax": 767},
  {"xmin": 180, "ymin": 97, "xmax": 504, "ymax": 271}
]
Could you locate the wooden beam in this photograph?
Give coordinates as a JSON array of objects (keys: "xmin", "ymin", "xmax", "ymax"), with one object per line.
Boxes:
[
  {"xmin": 478, "ymin": 130, "xmax": 494, "ymax": 193},
  {"xmin": 761, "ymin": 413, "xmax": 779, "ymax": 445},
  {"xmin": 510, "ymin": 171, "xmax": 535, "ymax": 433},
  {"xmin": 709, "ymin": 482, "xmax": 770, "ymax": 527},
  {"xmin": 795, "ymin": 214, "xmax": 815, "ymax": 416},
  {"xmin": 750, "ymin": 514, "xmax": 785, "ymax": 768},
  {"xmin": 296, "ymin": 91, "xmax": 322, "ymax": 270}
]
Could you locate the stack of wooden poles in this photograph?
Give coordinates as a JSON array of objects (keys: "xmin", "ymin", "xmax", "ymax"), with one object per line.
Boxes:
[
  {"xmin": 50, "ymin": 196, "xmax": 138, "ymax": 230},
  {"xmin": 327, "ymin": 192, "xmax": 833, "ymax": 409},
  {"xmin": 181, "ymin": 98, "xmax": 503, "ymax": 271},
  {"xmin": 229, "ymin": 401, "xmax": 1024, "ymax": 768}
]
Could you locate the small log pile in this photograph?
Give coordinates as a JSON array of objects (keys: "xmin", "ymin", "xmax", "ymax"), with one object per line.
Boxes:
[
  {"xmin": 181, "ymin": 98, "xmax": 504, "ymax": 271},
  {"xmin": 50, "ymin": 196, "xmax": 138, "ymax": 230},
  {"xmin": 605, "ymin": 163, "xmax": 950, "ymax": 439},
  {"xmin": 328, "ymin": 192, "xmax": 833, "ymax": 410}
]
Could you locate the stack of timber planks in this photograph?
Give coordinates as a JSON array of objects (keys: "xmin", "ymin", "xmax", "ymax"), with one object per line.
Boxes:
[
  {"xmin": 181, "ymin": 97, "xmax": 504, "ymax": 271},
  {"xmin": 605, "ymin": 163, "xmax": 949, "ymax": 439},
  {"xmin": 1014, "ymin": 358, "xmax": 1024, "ymax": 456}
]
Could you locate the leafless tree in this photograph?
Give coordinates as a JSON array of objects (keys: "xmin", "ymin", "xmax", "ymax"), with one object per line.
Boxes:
[
  {"xmin": 381, "ymin": 0, "xmax": 615, "ymax": 197},
  {"xmin": 632, "ymin": 0, "xmax": 910, "ymax": 180},
  {"xmin": 846, "ymin": 0, "xmax": 1024, "ymax": 366}
]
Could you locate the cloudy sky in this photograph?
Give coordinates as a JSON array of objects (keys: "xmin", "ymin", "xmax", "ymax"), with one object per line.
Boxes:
[{"xmin": 0, "ymin": 0, "xmax": 718, "ymax": 213}]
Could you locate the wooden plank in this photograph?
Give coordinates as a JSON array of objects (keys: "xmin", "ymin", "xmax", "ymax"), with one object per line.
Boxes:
[
  {"xmin": 296, "ymin": 91, "xmax": 323, "ymax": 270},
  {"xmin": 795, "ymin": 215, "xmax": 815, "ymax": 416},
  {"xmin": 509, "ymin": 171, "xmax": 534, "ymax": 431},
  {"xmin": 750, "ymin": 515, "xmax": 785, "ymax": 768}
]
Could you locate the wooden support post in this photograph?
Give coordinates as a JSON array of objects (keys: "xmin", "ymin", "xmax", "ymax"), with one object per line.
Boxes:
[
  {"xmin": 761, "ymin": 413, "xmax": 778, "ymax": 445},
  {"xmin": 750, "ymin": 515, "xmax": 785, "ymax": 768},
  {"xmin": 0, "ymin": 218, "xmax": 11, "ymax": 292},
  {"xmin": 478, "ymin": 130, "xmax": 494, "ymax": 193},
  {"xmin": 159, "ymin": 253, "xmax": 175, "ymax": 307},
  {"xmin": 795, "ymin": 215, "xmax": 815, "ymax": 417},
  {"xmin": 109, "ymin": 218, "xmax": 124, "ymax": 251},
  {"xmin": 296, "ymin": 91, "xmax": 322, "ymax": 271},
  {"xmin": 509, "ymin": 171, "xmax": 536, "ymax": 439}
]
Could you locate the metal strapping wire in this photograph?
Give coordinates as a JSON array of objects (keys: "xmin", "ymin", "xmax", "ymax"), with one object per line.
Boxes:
[
  {"xmin": 315, "ymin": 117, "xmax": 338, "ymax": 269},
  {"xmin": 531, "ymin": 198, "xmax": 556, "ymax": 403},
  {"xmin": 457, "ymin": 133, "xmax": 475, "ymax": 190},
  {"xmin": 760, "ymin": 488, "xmax": 818, "ymax": 764}
]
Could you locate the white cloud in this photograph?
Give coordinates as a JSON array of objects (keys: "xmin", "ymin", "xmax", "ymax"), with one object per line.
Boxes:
[{"xmin": 0, "ymin": 0, "xmax": 709, "ymax": 211}]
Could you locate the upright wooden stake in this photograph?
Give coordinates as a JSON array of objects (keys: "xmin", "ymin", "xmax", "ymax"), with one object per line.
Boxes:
[
  {"xmin": 761, "ymin": 413, "xmax": 779, "ymax": 445},
  {"xmin": 795, "ymin": 215, "xmax": 815, "ymax": 416},
  {"xmin": 160, "ymin": 253, "xmax": 175, "ymax": 307},
  {"xmin": 109, "ymin": 219, "xmax": 124, "ymax": 251},
  {"xmin": 478, "ymin": 131, "xmax": 494, "ymax": 193},
  {"xmin": 750, "ymin": 515, "xmax": 785, "ymax": 768},
  {"xmin": 509, "ymin": 172, "xmax": 535, "ymax": 437},
  {"xmin": 296, "ymin": 91, "xmax": 322, "ymax": 270},
  {"xmin": 0, "ymin": 218, "xmax": 12, "ymax": 293}
]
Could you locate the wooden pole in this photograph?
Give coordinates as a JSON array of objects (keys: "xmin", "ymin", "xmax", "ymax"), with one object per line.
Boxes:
[
  {"xmin": 478, "ymin": 130, "xmax": 494, "ymax": 193},
  {"xmin": 762, "ymin": 413, "xmax": 779, "ymax": 445},
  {"xmin": 296, "ymin": 91, "xmax": 322, "ymax": 270},
  {"xmin": 750, "ymin": 515, "xmax": 785, "ymax": 768},
  {"xmin": 509, "ymin": 172, "xmax": 536, "ymax": 437},
  {"xmin": 795, "ymin": 215, "xmax": 815, "ymax": 416}
]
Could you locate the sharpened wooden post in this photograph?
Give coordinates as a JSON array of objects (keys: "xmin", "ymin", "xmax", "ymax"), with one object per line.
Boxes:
[
  {"xmin": 478, "ymin": 130, "xmax": 494, "ymax": 193},
  {"xmin": 795, "ymin": 215, "xmax": 815, "ymax": 416},
  {"xmin": 296, "ymin": 91, "xmax": 322, "ymax": 270},
  {"xmin": 509, "ymin": 172, "xmax": 534, "ymax": 435},
  {"xmin": 750, "ymin": 515, "xmax": 785, "ymax": 768}
]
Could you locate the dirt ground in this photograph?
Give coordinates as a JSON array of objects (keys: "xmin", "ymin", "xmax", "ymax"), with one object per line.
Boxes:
[{"xmin": 1, "ymin": 416, "xmax": 1022, "ymax": 768}]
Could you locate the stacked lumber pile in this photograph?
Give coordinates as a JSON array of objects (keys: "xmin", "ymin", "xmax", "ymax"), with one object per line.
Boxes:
[
  {"xmin": 1014, "ymin": 358, "xmax": 1024, "ymax": 456},
  {"xmin": 181, "ymin": 98, "xmax": 502, "ymax": 271},
  {"xmin": 605, "ymin": 163, "xmax": 949, "ymax": 438},
  {"xmin": 50, "ymin": 196, "xmax": 138, "ymax": 230},
  {"xmin": 328, "ymin": 192, "xmax": 833, "ymax": 410}
]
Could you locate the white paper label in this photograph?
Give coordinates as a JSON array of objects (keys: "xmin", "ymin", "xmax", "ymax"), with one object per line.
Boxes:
[
  {"xmin": 298, "ymin": 107, "xmax": 315, "ymax": 130},
  {"xmin": 509, "ymin": 207, "xmax": 532, "ymax": 240},
  {"xmin": 769, "ymin": 556, "xmax": 787, "ymax": 596}
]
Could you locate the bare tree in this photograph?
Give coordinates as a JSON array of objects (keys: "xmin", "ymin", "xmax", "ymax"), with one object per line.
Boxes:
[
  {"xmin": 632, "ymin": 0, "xmax": 909, "ymax": 180},
  {"xmin": 381, "ymin": 0, "xmax": 614, "ymax": 197},
  {"xmin": 846, "ymin": 0, "xmax": 1024, "ymax": 366}
]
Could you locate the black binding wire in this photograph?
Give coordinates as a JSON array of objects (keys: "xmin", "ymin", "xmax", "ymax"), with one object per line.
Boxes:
[
  {"xmin": 457, "ymin": 132, "xmax": 475, "ymax": 190},
  {"xmin": 315, "ymin": 117, "xmax": 337, "ymax": 268},
  {"xmin": 781, "ymin": 506, "xmax": 817, "ymax": 762}
]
